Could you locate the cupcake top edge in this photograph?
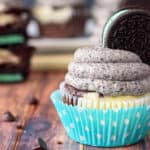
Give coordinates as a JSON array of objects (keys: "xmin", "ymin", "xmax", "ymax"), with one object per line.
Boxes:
[{"xmin": 74, "ymin": 46, "xmax": 142, "ymax": 63}]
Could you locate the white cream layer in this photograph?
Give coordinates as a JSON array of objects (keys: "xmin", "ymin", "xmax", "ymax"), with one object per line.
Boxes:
[
  {"xmin": 0, "ymin": 49, "xmax": 20, "ymax": 64},
  {"xmin": 0, "ymin": 14, "xmax": 17, "ymax": 26},
  {"xmin": 77, "ymin": 92, "xmax": 150, "ymax": 110},
  {"xmin": 33, "ymin": 6, "xmax": 73, "ymax": 24}
]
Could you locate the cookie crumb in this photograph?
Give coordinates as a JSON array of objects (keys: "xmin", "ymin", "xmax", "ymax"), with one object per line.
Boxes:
[
  {"xmin": 57, "ymin": 141, "xmax": 63, "ymax": 144},
  {"xmin": 28, "ymin": 95, "xmax": 39, "ymax": 105},
  {"xmin": 2, "ymin": 111, "xmax": 16, "ymax": 122}
]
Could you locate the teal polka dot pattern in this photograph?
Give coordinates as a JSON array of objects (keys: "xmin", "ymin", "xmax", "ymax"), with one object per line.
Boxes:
[{"xmin": 51, "ymin": 90, "xmax": 150, "ymax": 147}]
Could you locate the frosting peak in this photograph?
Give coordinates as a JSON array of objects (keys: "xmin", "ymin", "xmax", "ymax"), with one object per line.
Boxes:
[
  {"xmin": 65, "ymin": 46, "xmax": 150, "ymax": 96},
  {"xmin": 74, "ymin": 46, "xmax": 141, "ymax": 63}
]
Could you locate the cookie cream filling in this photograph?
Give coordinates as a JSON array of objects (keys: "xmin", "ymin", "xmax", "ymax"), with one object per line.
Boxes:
[
  {"xmin": 0, "ymin": 49, "xmax": 20, "ymax": 64},
  {"xmin": 33, "ymin": 6, "xmax": 73, "ymax": 24},
  {"xmin": 0, "ymin": 14, "xmax": 18, "ymax": 26}
]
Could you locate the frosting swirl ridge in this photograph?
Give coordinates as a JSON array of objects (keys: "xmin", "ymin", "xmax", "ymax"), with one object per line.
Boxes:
[{"xmin": 65, "ymin": 47, "xmax": 150, "ymax": 96}]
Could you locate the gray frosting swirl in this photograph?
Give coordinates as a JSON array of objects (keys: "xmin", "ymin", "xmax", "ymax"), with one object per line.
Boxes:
[{"xmin": 65, "ymin": 46, "xmax": 150, "ymax": 96}]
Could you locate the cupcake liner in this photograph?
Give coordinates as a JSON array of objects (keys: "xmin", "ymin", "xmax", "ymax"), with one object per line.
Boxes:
[
  {"xmin": 77, "ymin": 95, "xmax": 150, "ymax": 110},
  {"xmin": 51, "ymin": 90, "xmax": 150, "ymax": 147}
]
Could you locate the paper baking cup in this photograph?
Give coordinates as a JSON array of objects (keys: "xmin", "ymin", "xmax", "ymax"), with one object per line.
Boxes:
[
  {"xmin": 51, "ymin": 90, "xmax": 150, "ymax": 147},
  {"xmin": 77, "ymin": 95, "xmax": 150, "ymax": 110}
]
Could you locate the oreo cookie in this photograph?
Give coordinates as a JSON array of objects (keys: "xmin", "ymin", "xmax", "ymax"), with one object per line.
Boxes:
[{"xmin": 102, "ymin": 9, "xmax": 150, "ymax": 65}]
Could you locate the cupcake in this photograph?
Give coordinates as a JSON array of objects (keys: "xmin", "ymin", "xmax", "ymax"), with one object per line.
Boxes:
[
  {"xmin": 51, "ymin": 46, "xmax": 150, "ymax": 147},
  {"xmin": 33, "ymin": 0, "xmax": 89, "ymax": 37}
]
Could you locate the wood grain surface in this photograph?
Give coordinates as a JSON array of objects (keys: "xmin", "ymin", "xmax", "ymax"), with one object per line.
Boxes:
[{"xmin": 0, "ymin": 72, "xmax": 149, "ymax": 150}]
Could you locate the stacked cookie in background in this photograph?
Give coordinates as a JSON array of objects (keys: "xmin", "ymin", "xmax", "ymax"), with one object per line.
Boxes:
[{"xmin": 0, "ymin": 4, "xmax": 34, "ymax": 83}]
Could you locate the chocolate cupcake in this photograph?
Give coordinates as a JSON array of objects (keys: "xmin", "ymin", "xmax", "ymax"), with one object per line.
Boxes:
[
  {"xmin": 33, "ymin": 0, "xmax": 89, "ymax": 37},
  {"xmin": 51, "ymin": 46, "xmax": 150, "ymax": 147},
  {"xmin": 102, "ymin": 0, "xmax": 150, "ymax": 65}
]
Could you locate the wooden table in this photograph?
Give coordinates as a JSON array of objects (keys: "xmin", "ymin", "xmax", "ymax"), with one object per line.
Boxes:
[{"xmin": 0, "ymin": 72, "xmax": 149, "ymax": 150}]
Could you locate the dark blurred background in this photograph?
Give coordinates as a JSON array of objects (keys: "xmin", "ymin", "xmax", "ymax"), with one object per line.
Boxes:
[
  {"xmin": 22, "ymin": 0, "xmax": 94, "ymax": 8},
  {"xmin": 0, "ymin": 0, "xmax": 118, "ymax": 72}
]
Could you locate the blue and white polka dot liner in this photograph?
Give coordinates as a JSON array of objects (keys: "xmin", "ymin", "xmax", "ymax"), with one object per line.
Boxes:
[{"xmin": 51, "ymin": 90, "xmax": 150, "ymax": 147}]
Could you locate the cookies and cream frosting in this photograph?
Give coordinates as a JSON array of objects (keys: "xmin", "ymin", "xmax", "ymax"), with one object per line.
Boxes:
[
  {"xmin": 65, "ymin": 46, "xmax": 150, "ymax": 96},
  {"xmin": 33, "ymin": 6, "xmax": 73, "ymax": 24},
  {"xmin": 0, "ymin": 49, "xmax": 20, "ymax": 64}
]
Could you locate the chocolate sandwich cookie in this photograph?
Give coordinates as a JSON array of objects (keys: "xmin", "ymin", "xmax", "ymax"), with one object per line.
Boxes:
[
  {"xmin": 102, "ymin": 9, "xmax": 150, "ymax": 65},
  {"xmin": 0, "ymin": 45, "xmax": 34, "ymax": 83}
]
